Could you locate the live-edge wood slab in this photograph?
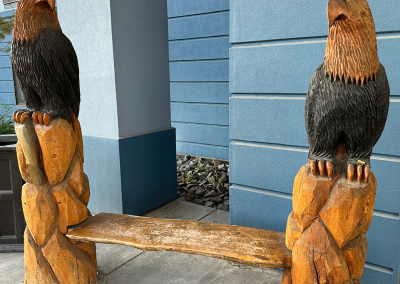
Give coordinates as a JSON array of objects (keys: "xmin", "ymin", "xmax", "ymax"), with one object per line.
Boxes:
[{"xmin": 67, "ymin": 213, "xmax": 292, "ymax": 269}]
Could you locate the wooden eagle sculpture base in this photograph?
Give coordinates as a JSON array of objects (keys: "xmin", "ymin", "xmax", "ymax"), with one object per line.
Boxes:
[
  {"xmin": 14, "ymin": 116, "xmax": 97, "ymax": 284},
  {"xmin": 283, "ymin": 161, "xmax": 376, "ymax": 284}
]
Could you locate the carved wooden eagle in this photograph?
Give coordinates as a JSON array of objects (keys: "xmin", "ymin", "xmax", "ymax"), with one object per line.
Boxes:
[
  {"xmin": 11, "ymin": 0, "xmax": 80, "ymax": 125},
  {"xmin": 306, "ymin": 0, "xmax": 390, "ymax": 183}
]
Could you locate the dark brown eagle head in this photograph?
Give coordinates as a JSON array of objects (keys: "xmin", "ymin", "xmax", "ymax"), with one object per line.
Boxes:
[
  {"xmin": 13, "ymin": 0, "xmax": 60, "ymax": 43},
  {"xmin": 324, "ymin": 0, "xmax": 380, "ymax": 85}
]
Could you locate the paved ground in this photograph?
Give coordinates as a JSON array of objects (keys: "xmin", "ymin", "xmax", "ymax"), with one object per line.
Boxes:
[{"xmin": 0, "ymin": 200, "xmax": 283, "ymax": 284}]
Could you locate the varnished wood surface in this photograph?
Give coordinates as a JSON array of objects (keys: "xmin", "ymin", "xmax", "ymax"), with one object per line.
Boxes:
[{"xmin": 67, "ymin": 213, "xmax": 292, "ymax": 269}]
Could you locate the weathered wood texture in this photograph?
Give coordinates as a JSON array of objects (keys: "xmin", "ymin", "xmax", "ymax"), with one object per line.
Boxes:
[
  {"xmin": 284, "ymin": 164, "xmax": 376, "ymax": 284},
  {"xmin": 16, "ymin": 118, "xmax": 97, "ymax": 284},
  {"xmin": 67, "ymin": 212, "xmax": 292, "ymax": 269}
]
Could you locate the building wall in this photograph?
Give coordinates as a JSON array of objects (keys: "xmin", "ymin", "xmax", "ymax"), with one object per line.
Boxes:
[
  {"xmin": 229, "ymin": 0, "xmax": 400, "ymax": 283},
  {"xmin": 168, "ymin": 0, "xmax": 230, "ymax": 160},
  {"xmin": 0, "ymin": 10, "xmax": 16, "ymax": 113}
]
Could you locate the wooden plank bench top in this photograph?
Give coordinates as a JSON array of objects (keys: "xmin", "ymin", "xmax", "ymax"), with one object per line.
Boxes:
[{"xmin": 67, "ymin": 213, "xmax": 292, "ymax": 269}]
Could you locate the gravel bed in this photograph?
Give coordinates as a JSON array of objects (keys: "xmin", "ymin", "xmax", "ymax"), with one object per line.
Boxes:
[{"xmin": 176, "ymin": 154, "xmax": 230, "ymax": 211}]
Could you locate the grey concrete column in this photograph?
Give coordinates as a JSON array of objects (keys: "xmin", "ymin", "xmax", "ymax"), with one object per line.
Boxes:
[{"xmin": 58, "ymin": 0, "xmax": 177, "ymax": 214}]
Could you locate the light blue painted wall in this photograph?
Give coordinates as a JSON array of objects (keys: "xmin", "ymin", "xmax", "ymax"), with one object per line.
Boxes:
[
  {"xmin": 229, "ymin": 0, "xmax": 400, "ymax": 283},
  {"xmin": 168, "ymin": 0, "xmax": 230, "ymax": 160},
  {"xmin": 0, "ymin": 10, "xmax": 16, "ymax": 114}
]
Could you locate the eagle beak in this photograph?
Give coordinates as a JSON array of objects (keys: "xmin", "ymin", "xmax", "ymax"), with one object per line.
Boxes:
[
  {"xmin": 35, "ymin": 0, "xmax": 56, "ymax": 9},
  {"xmin": 327, "ymin": 0, "xmax": 350, "ymax": 25}
]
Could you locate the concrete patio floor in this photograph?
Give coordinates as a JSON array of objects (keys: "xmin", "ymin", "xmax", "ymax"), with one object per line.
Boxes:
[{"xmin": 0, "ymin": 200, "xmax": 283, "ymax": 284}]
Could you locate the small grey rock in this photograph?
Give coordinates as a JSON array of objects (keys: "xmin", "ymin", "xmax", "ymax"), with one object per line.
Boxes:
[
  {"xmin": 195, "ymin": 188, "xmax": 204, "ymax": 196},
  {"xmin": 223, "ymin": 200, "xmax": 229, "ymax": 206},
  {"xmin": 218, "ymin": 164, "xmax": 226, "ymax": 170},
  {"xmin": 209, "ymin": 197, "xmax": 222, "ymax": 204},
  {"xmin": 218, "ymin": 204, "xmax": 229, "ymax": 211},
  {"xmin": 213, "ymin": 159, "xmax": 220, "ymax": 167},
  {"xmin": 204, "ymin": 190, "xmax": 218, "ymax": 198},
  {"xmin": 223, "ymin": 196, "xmax": 229, "ymax": 201},
  {"xmin": 180, "ymin": 192, "xmax": 188, "ymax": 198},
  {"xmin": 177, "ymin": 160, "xmax": 182, "ymax": 167},
  {"xmin": 208, "ymin": 176, "xmax": 215, "ymax": 183},
  {"xmin": 204, "ymin": 201, "xmax": 214, "ymax": 207},
  {"xmin": 193, "ymin": 199, "xmax": 205, "ymax": 205},
  {"xmin": 206, "ymin": 172, "xmax": 213, "ymax": 179},
  {"xmin": 219, "ymin": 174, "xmax": 228, "ymax": 183},
  {"xmin": 187, "ymin": 192, "xmax": 195, "ymax": 201}
]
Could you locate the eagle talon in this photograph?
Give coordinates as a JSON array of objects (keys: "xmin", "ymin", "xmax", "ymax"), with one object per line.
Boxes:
[
  {"xmin": 347, "ymin": 163, "xmax": 370, "ymax": 184},
  {"xmin": 309, "ymin": 159, "xmax": 333, "ymax": 179}
]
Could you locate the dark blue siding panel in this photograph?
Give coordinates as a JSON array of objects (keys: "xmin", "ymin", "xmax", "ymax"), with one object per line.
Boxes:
[
  {"xmin": 0, "ymin": 56, "xmax": 11, "ymax": 68},
  {"xmin": 170, "ymin": 60, "xmax": 229, "ymax": 82},
  {"xmin": 172, "ymin": 122, "xmax": 229, "ymax": 147},
  {"xmin": 120, "ymin": 129, "xmax": 177, "ymax": 216},
  {"xmin": 230, "ymin": 0, "xmax": 400, "ymax": 43},
  {"xmin": 230, "ymin": 186, "xmax": 399, "ymax": 284},
  {"xmin": 170, "ymin": 83, "xmax": 230, "ymax": 104},
  {"xmin": 0, "ymin": 81, "xmax": 14, "ymax": 93},
  {"xmin": 230, "ymin": 142, "xmax": 400, "ymax": 215},
  {"xmin": 169, "ymin": 36, "xmax": 230, "ymax": 61},
  {"xmin": 168, "ymin": 0, "xmax": 229, "ymax": 18},
  {"xmin": 230, "ymin": 37, "xmax": 400, "ymax": 96},
  {"xmin": 230, "ymin": 97, "xmax": 400, "ymax": 157},
  {"xmin": 176, "ymin": 141, "xmax": 228, "ymax": 160},
  {"xmin": 171, "ymin": 102, "xmax": 229, "ymax": 125},
  {"xmin": 168, "ymin": 11, "xmax": 229, "ymax": 40}
]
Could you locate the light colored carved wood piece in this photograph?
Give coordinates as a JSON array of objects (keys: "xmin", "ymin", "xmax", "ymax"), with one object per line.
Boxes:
[
  {"xmin": 281, "ymin": 267, "xmax": 292, "ymax": 284},
  {"xmin": 24, "ymin": 228, "xmax": 59, "ymax": 284},
  {"xmin": 15, "ymin": 123, "xmax": 45, "ymax": 184},
  {"xmin": 65, "ymin": 150, "xmax": 84, "ymax": 197},
  {"xmin": 35, "ymin": 119, "xmax": 77, "ymax": 186},
  {"xmin": 292, "ymin": 218, "xmax": 351, "ymax": 284},
  {"xmin": 319, "ymin": 174, "xmax": 376, "ymax": 248},
  {"xmin": 42, "ymin": 229, "xmax": 97, "ymax": 284},
  {"xmin": 79, "ymin": 174, "xmax": 91, "ymax": 206},
  {"xmin": 342, "ymin": 234, "xmax": 368, "ymax": 280},
  {"xmin": 293, "ymin": 165, "xmax": 340, "ymax": 231},
  {"xmin": 285, "ymin": 211, "xmax": 302, "ymax": 250},
  {"xmin": 76, "ymin": 241, "xmax": 98, "ymax": 272},
  {"xmin": 16, "ymin": 142, "xmax": 27, "ymax": 181},
  {"xmin": 22, "ymin": 183, "xmax": 57, "ymax": 246},
  {"xmin": 52, "ymin": 182, "xmax": 89, "ymax": 235},
  {"xmin": 67, "ymin": 213, "xmax": 292, "ymax": 269}
]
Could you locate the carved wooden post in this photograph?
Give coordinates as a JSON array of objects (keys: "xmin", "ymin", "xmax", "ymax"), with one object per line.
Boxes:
[
  {"xmin": 11, "ymin": 0, "xmax": 98, "ymax": 283},
  {"xmin": 283, "ymin": 0, "xmax": 390, "ymax": 283},
  {"xmin": 15, "ymin": 117, "xmax": 97, "ymax": 283}
]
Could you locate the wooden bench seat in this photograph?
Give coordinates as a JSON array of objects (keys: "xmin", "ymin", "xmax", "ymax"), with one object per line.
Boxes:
[{"xmin": 67, "ymin": 213, "xmax": 292, "ymax": 269}]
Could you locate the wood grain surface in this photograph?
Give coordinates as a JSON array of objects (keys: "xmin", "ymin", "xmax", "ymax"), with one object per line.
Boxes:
[{"xmin": 67, "ymin": 213, "xmax": 292, "ymax": 269}]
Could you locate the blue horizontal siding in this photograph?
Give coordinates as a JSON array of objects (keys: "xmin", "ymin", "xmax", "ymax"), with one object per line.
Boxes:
[
  {"xmin": 169, "ymin": 36, "xmax": 230, "ymax": 61},
  {"xmin": 230, "ymin": 97, "xmax": 400, "ymax": 157},
  {"xmin": 0, "ymin": 68, "xmax": 13, "ymax": 81},
  {"xmin": 230, "ymin": 186, "xmax": 399, "ymax": 284},
  {"xmin": 0, "ymin": 81, "xmax": 13, "ymax": 93},
  {"xmin": 0, "ymin": 93, "xmax": 15, "ymax": 105},
  {"xmin": 172, "ymin": 122, "xmax": 229, "ymax": 147},
  {"xmin": 171, "ymin": 102, "xmax": 229, "ymax": 126},
  {"xmin": 176, "ymin": 141, "xmax": 228, "ymax": 160},
  {"xmin": 230, "ymin": 37, "xmax": 400, "ymax": 95},
  {"xmin": 170, "ymin": 83, "xmax": 230, "ymax": 104},
  {"xmin": 170, "ymin": 60, "xmax": 229, "ymax": 82},
  {"xmin": 230, "ymin": 142, "xmax": 400, "ymax": 216},
  {"xmin": 167, "ymin": 0, "xmax": 229, "ymax": 18},
  {"xmin": 230, "ymin": 0, "xmax": 400, "ymax": 44},
  {"xmin": 0, "ymin": 56, "xmax": 11, "ymax": 68},
  {"xmin": 168, "ymin": 11, "xmax": 229, "ymax": 40}
]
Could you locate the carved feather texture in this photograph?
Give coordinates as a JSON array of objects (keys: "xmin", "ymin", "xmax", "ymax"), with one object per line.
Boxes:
[{"xmin": 325, "ymin": 0, "xmax": 380, "ymax": 85}]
